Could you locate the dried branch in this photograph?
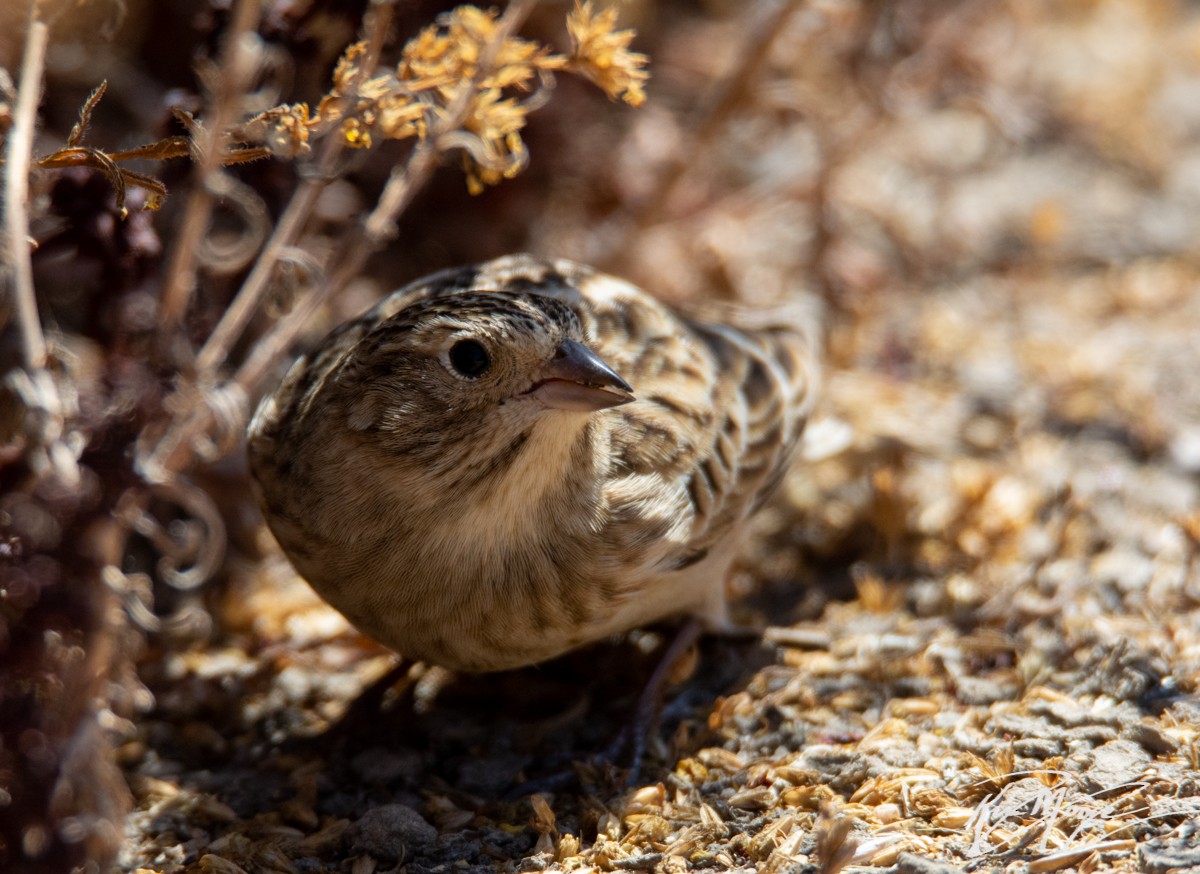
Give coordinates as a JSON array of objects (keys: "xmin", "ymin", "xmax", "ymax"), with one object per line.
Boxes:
[
  {"xmin": 4, "ymin": 7, "xmax": 49, "ymax": 372},
  {"xmin": 36, "ymin": 92, "xmax": 270, "ymax": 216},
  {"xmin": 1, "ymin": 5, "xmax": 83, "ymax": 489},
  {"xmin": 197, "ymin": 0, "xmax": 643, "ymax": 385},
  {"xmin": 157, "ymin": 0, "xmax": 265, "ymax": 338},
  {"xmin": 192, "ymin": 0, "xmax": 399, "ymax": 379}
]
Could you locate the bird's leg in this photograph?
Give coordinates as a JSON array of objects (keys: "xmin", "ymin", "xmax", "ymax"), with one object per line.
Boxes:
[
  {"xmin": 507, "ymin": 618, "xmax": 704, "ymax": 797},
  {"xmin": 305, "ymin": 658, "xmax": 414, "ymax": 754},
  {"xmin": 599, "ymin": 617, "xmax": 703, "ymax": 785}
]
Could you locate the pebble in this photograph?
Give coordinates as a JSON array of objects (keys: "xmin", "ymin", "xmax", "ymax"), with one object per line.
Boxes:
[
  {"xmin": 349, "ymin": 804, "xmax": 437, "ymax": 861},
  {"xmin": 1080, "ymin": 739, "xmax": 1152, "ymax": 795}
]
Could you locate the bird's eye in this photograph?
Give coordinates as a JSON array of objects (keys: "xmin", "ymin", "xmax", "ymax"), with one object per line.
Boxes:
[{"xmin": 447, "ymin": 339, "xmax": 491, "ymax": 378}]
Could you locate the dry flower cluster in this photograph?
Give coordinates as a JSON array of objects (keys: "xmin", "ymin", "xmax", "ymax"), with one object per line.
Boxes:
[{"xmin": 248, "ymin": 3, "xmax": 646, "ymax": 193}]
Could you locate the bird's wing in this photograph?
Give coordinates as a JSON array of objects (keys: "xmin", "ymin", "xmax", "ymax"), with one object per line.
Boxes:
[{"xmin": 536, "ymin": 257, "xmax": 821, "ymax": 572}]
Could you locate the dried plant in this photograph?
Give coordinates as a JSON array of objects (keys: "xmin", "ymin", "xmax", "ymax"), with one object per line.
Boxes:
[
  {"xmin": 961, "ymin": 746, "xmax": 1019, "ymax": 803},
  {"xmin": 0, "ymin": 2, "xmax": 648, "ymax": 871},
  {"xmin": 82, "ymin": 0, "xmax": 649, "ymax": 581},
  {"xmin": 245, "ymin": 3, "xmax": 646, "ymax": 193},
  {"xmin": 34, "ymin": 82, "xmax": 270, "ymax": 217},
  {"xmin": 814, "ymin": 802, "xmax": 859, "ymax": 874}
]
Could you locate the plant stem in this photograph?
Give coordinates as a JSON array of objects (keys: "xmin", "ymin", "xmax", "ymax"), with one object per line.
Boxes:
[
  {"xmin": 158, "ymin": 0, "xmax": 263, "ymax": 342},
  {"xmin": 194, "ymin": 0, "xmax": 398, "ymax": 379},
  {"xmin": 4, "ymin": 7, "xmax": 49, "ymax": 371}
]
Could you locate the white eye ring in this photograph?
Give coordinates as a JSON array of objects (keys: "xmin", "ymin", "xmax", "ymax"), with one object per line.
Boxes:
[{"xmin": 441, "ymin": 337, "xmax": 491, "ymax": 379}]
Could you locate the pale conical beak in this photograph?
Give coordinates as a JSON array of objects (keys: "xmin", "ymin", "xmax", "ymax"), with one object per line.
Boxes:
[{"xmin": 528, "ymin": 339, "xmax": 635, "ymax": 412}]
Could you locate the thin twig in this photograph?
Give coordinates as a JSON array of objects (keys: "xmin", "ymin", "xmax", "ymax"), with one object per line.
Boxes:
[
  {"xmin": 191, "ymin": 156, "xmax": 325, "ymax": 376},
  {"xmin": 3, "ymin": 4, "xmax": 81, "ymax": 489},
  {"xmin": 139, "ymin": 0, "xmax": 398, "ymax": 481},
  {"xmin": 5, "ymin": 6, "xmax": 50, "ymax": 371},
  {"xmin": 1026, "ymin": 840, "xmax": 1136, "ymax": 874},
  {"xmin": 158, "ymin": 0, "xmax": 263, "ymax": 339},
  {"xmin": 193, "ymin": 0, "xmax": 398, "ymax": 379}
]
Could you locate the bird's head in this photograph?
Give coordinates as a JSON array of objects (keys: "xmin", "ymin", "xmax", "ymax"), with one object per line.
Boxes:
[{"xmin": 338, "ymin": 292, "xmax": 634, "ymax": 459}]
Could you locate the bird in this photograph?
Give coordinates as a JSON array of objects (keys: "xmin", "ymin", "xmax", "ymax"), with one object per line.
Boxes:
[{"xmin": 247, "ymin": 255, "xmax": 820, "ymax": 673}]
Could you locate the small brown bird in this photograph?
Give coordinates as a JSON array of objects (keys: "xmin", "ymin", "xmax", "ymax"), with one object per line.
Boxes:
[{"xmin": 247, "ymin": 255, "xmax": 819, "ymax": 672}]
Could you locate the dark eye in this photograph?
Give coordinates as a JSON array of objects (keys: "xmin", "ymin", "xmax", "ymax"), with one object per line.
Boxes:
[{"xmin": 448, "ymin": 339, "xmax": 490, "ymax": 378}]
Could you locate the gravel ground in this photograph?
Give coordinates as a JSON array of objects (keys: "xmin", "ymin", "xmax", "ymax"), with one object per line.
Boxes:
[{"xmin": 117, "ymin": 253, "xmax": 1200, "ymax": 873}]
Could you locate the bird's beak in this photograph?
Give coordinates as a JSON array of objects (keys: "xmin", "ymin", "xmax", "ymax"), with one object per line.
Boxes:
[{"xmin": 528, "ymin": 339, "xmax": 635, "ymax": 412}]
